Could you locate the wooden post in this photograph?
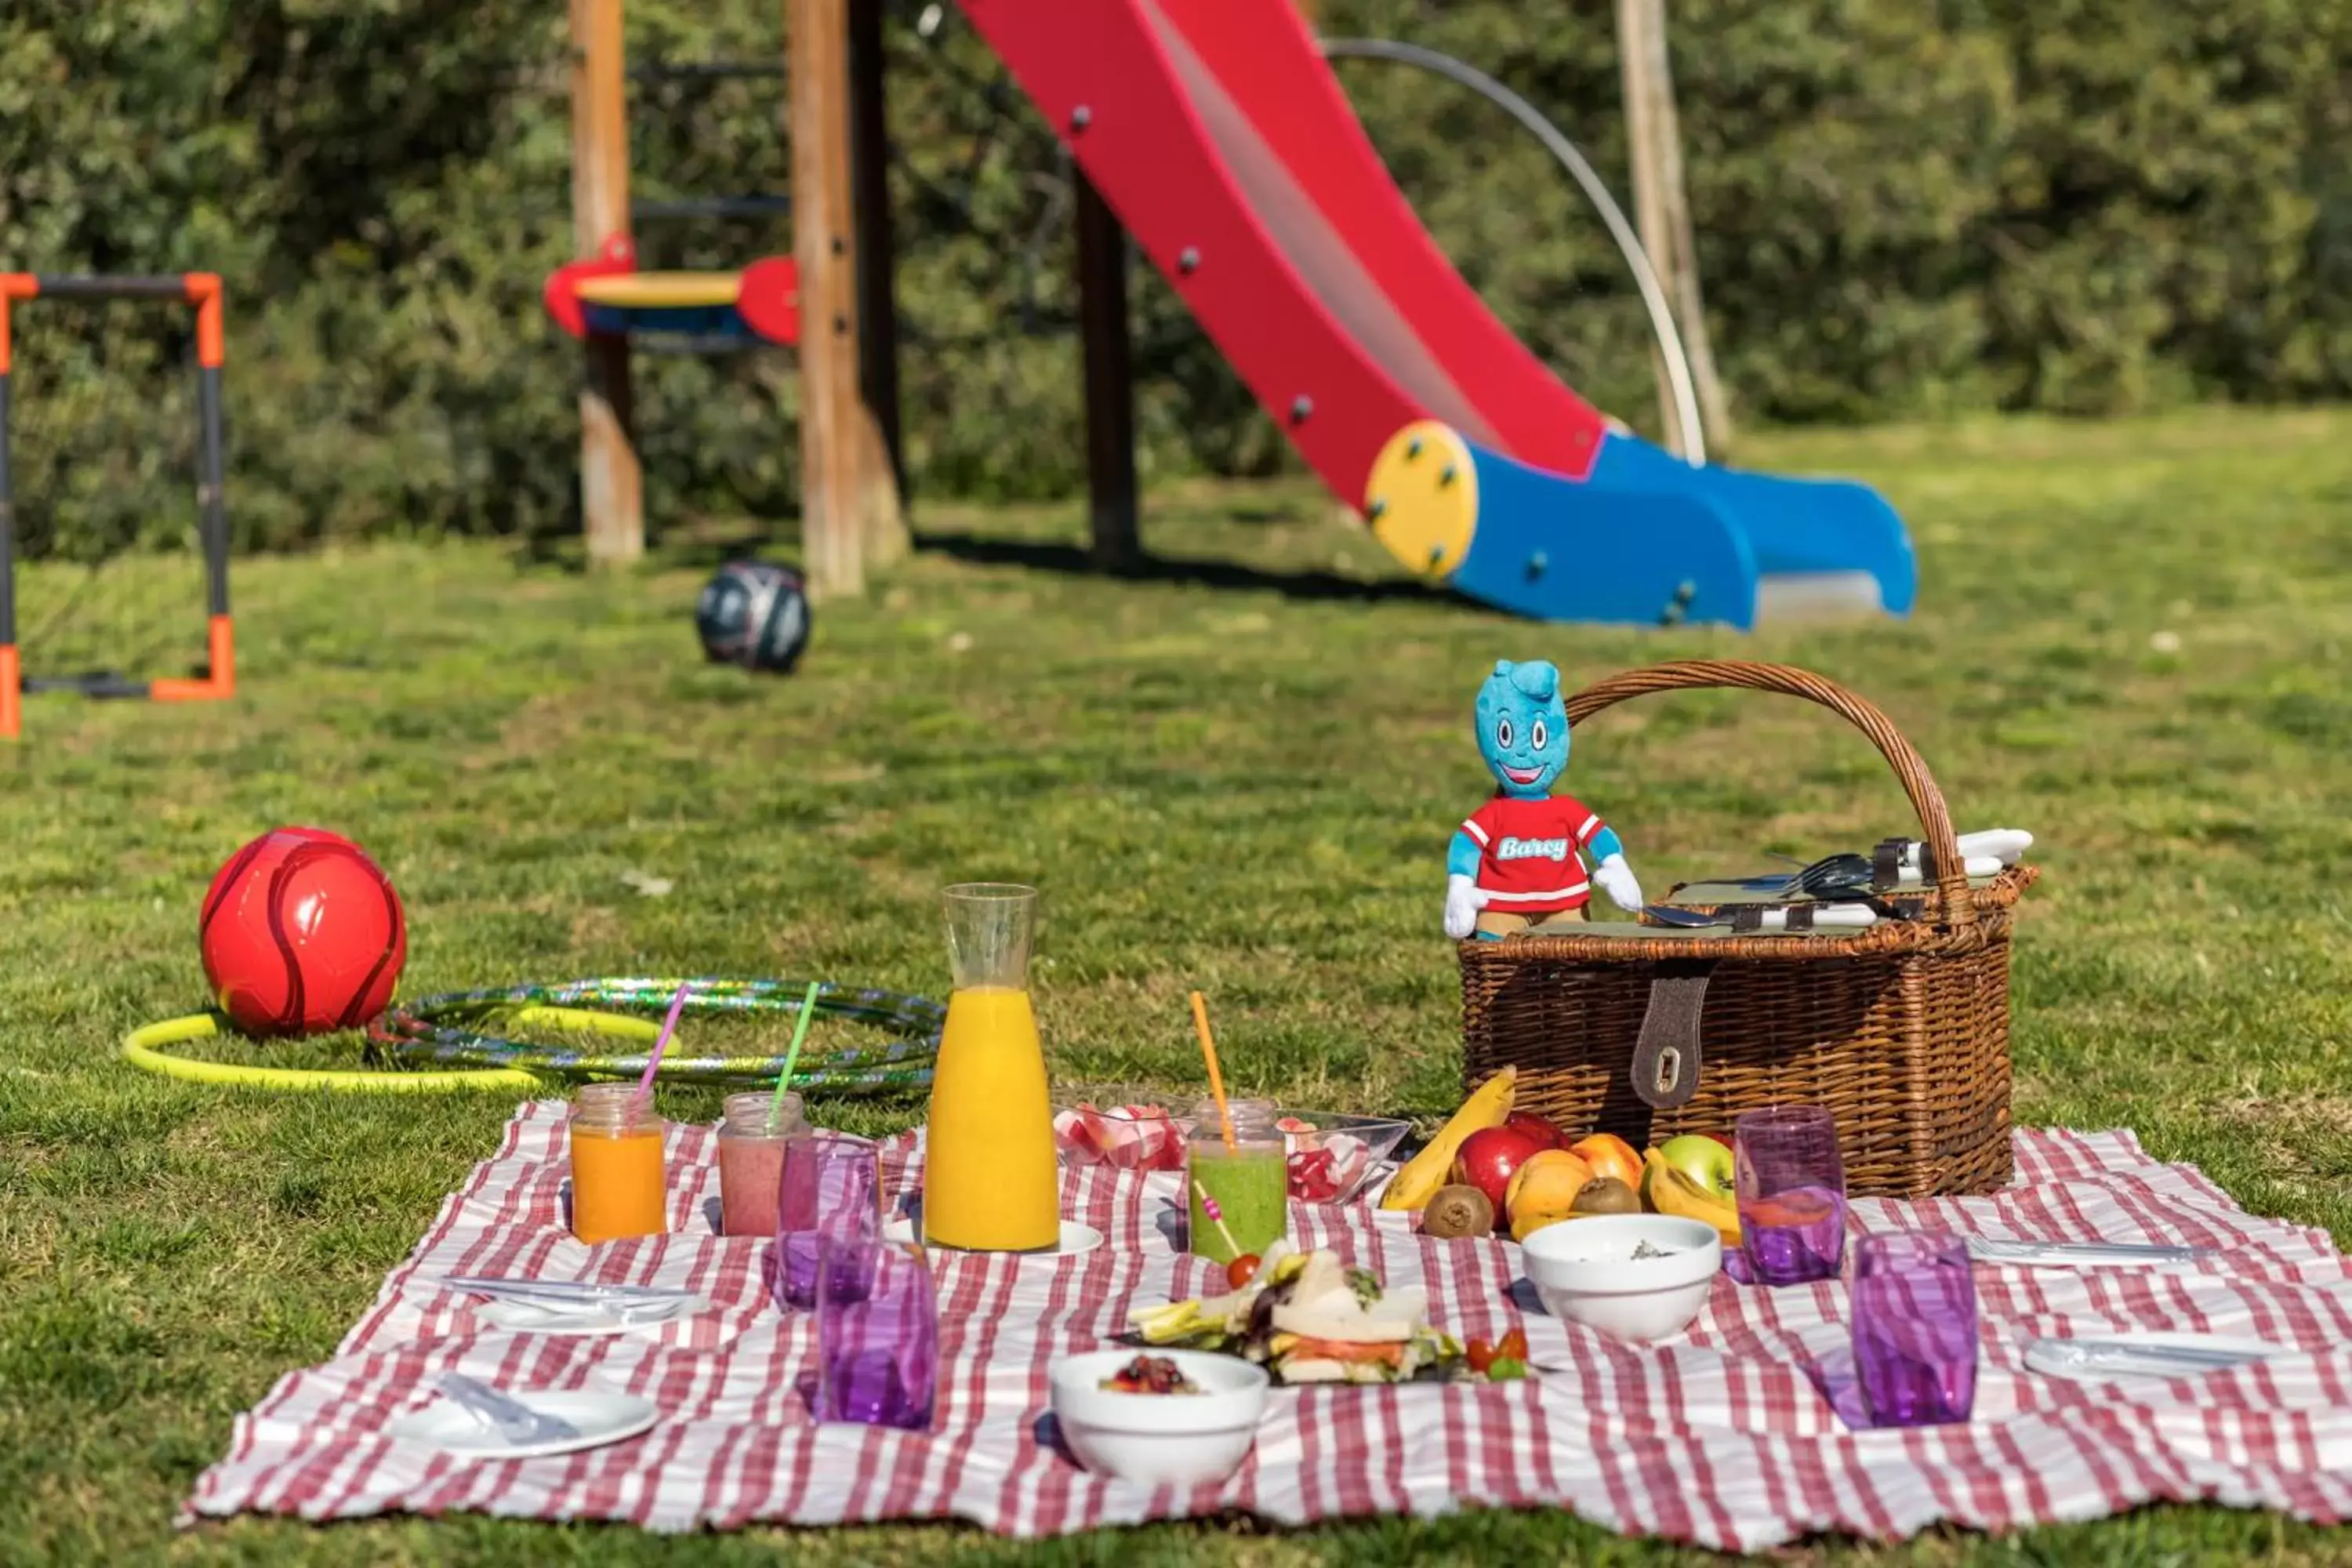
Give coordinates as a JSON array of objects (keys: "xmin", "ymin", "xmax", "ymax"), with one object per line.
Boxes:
[
  {"xmin": 844, "ymin": 0, "xmax": 908, "ymax": 568},
  {"xmin": 1617, "ymin": 0, "xmax": 1732, "ymax": 456},
  {"xmin": 1073, "ymin": 172, "xmax": 1139, "ymax": 573},
  {"xmin": 791, "ymin": 0, "xmax": 905, "ymax": 597},
  {"xmin": 570, "ymin": 0, "xmax": 644, "ymax": 564},
  {"xmin": 848, "ymin": 0, "xmax": 903, "ymax": 498}
]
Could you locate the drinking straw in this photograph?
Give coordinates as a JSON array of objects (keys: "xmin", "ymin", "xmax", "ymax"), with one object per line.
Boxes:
[
  {"xmin": 1188, "ymin": 991, "xmax": 1237, "ymax": 1153},
  {"xmin": 630, "ymin": 982, "xmax": 693, "ymax": 1116},
  {"xmin": 1191, "ymin": 1179, "xmax": 1243, "ymax": 1259},
  {"xmin": 767, "ymin": 980, "xmax": 822, "ymax": 1132}
]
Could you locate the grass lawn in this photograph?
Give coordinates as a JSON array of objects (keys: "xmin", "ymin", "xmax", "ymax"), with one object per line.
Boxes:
[{"xmin": 4, "ymin": 408, "xmax": 2351, "ymax": 1564}]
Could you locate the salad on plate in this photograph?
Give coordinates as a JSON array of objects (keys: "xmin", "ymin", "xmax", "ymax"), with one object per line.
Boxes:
[{"xmin": 1127, "ymin": 1243, "xmax": 1472, "ymax": 1385}]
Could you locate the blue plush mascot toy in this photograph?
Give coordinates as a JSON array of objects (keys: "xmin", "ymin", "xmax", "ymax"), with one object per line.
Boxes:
[{"xmin": 1444, "ymin": 659, "xmax": 1646, "ymax": 939}]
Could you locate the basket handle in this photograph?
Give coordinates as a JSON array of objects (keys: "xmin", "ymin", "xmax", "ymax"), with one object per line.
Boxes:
[{"xmin": 1563, "ymin": 659, "xmax": 1976, "ymax": 927}]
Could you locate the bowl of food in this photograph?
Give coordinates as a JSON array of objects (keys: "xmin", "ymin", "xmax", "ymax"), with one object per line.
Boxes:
[
  {"xmin": 1276, "ymin": 1111, "xmax": 1413, "ymax": 1204},
  {"xmin": 1053, "ymin": 1094, "xmax": 1194, "ymax": 1173},
  {"xmin": 1519, "ymin": 1214, "xmax": 1721, "ymax": 1342},
  {"xmin": 1049, "ymin": 1349, "xmax": 1271, "ymax": 1485}
]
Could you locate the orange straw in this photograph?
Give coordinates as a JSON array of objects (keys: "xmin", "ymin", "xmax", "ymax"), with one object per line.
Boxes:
[{"xmin": 1189, "ymin": 991, "xmax": 1237, "ymax": 1153}]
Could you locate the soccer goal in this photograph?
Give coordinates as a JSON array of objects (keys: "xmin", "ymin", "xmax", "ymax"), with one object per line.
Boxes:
[{"xmin": 0, "ymin": 271, "xmax": 236, "ymax": 741}]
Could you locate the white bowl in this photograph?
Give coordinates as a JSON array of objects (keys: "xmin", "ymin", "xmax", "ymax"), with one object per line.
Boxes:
[
  {"xmin": 1049, "ymin": 1348, "xmax": 1270, "ymax": 1486},
  {"xmin": 1519, "ymin": 1214, "xmax": 1722, "ymax": 1342}
]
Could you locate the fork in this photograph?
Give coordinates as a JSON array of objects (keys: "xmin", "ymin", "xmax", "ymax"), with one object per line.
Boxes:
[{"xmin": 436, "ymin": 1373, "xmax": 582, "ymax": 1443}]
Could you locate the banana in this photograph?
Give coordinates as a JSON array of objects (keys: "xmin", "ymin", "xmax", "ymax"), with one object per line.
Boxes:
[
  {"xmin": 1640, "ymin": 1149, "xmax": 1741, "ymax": 1246},
  {"xmin": 1379, "ymin": 1067, "xmax": 1517, "ymax": 1210}
]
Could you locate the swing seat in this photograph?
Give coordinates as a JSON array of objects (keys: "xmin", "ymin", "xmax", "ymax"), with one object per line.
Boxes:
[{"xmin": 543, "ymin": 240, "xmax": 799, "ymax": 347}]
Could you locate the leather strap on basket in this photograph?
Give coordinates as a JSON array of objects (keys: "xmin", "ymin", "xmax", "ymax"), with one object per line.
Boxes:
[
  {"xmin": 1632, "ymin": 960, "xmax": 1713, "ymax": 1109},
  {"xmin": 1563, "ymin": 660, "xmax": 1978, "ymax": 927}
]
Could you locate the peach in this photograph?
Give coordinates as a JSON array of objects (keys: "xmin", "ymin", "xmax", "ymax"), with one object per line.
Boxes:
[
  {"xmin": 1567, "ymin": 1132, "xmax": 1643, "ymax": 1189},
  {"xmin": 1504, "ymin": 1149, "xmax": 1595, "ymax": 1243}
]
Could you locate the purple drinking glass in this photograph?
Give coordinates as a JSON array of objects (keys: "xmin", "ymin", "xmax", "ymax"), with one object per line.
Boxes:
[
  {"xmin": 1851, "ymin": 1232, "xmax": 1978, "ymax": 1426},
  {"xmin": 813, "ymin": 1236, "xmax": 938, "ymax": 1430},
  {"xmin": 1733, "ymin": 1105, "xmax": 1848, "ymax": 1285},
  {"xmin": 772, "ymin": 1134, "xmax": 883, "ymax": 1312}
]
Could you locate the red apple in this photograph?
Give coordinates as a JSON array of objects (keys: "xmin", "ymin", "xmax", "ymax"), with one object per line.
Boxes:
[
  {"xmin": 1700, "ymin": 1131, "xmax": 1734, "ymax": 1152},
  {"xmin": 1503, "ymin": 1111, "xmax": 1567, "ymax": 1152},
  {"xmin": 1452, "ymin": 1127, "xmax": 1544, "ymax": 1213}
]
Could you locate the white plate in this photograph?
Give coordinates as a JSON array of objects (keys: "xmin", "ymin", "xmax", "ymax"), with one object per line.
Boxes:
[
  {"xmin": 2024, "ymin": 1330, "xmax": 2292, "ymax": 1384},
  {"xmin": 884, "ymin": 1218, "xmax": 1105, "ymax": 1258},
  {"xmin": 473, "ymin": 1294, "xmax": 709, "ymax": 1337},
  {"xmin": 387, "ymin": 1388, "xmax": 660, "ymax": 1459}
]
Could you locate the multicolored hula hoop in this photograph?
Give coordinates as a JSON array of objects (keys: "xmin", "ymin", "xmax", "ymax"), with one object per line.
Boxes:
[{"xmin": 369, "ymin": 976, "xmax": 945, "ymax": 1096}]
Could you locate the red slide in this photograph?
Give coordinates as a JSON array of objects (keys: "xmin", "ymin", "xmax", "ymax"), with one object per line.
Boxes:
[
  {"xmin": 1149, "ymin": 0, "xmax": 1610, "ymax": 481},
  {"xmin": 955, "ymin": 0, "xmax": 1457, "ymax": 506},
  {"xmin": 953, "ymin": 0, "xmax": 1916, "ymax": 628}
]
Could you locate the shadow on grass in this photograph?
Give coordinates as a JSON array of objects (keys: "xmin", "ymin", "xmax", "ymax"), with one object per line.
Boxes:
[{"xmin": 912, "ymin": 531, "xmax": 1466, "ymax": 608}]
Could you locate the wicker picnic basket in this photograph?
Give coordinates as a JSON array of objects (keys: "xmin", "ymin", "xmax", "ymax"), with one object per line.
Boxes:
[{"xmin": 1457, "ymin": 660, "xmax": 2038, "ymax": 1199}]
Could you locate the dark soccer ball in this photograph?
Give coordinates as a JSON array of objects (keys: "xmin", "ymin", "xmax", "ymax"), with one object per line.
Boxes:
[{"xmin": 695, "ymin": 561, "xmax": 811, "ymax": 673}]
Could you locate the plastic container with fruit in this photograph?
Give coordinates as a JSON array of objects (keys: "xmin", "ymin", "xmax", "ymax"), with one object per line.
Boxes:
[
  {"xmin": 1275, "ymin": 1110, "xmax": 1413, "ymax": 1204},
  {"xmin": 1053, "ymin": 1091, "xmax": 1410, "ymax": 1201},
  {"xmin": 1052, "ymin": 1092, "xmax": 1196, "ymax": 1173}
]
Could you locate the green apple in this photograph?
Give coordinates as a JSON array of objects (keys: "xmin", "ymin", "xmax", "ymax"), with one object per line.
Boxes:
[{"xmin": 1656, "ymin": 1134, "xmax": 1737, "ymax": 1201}]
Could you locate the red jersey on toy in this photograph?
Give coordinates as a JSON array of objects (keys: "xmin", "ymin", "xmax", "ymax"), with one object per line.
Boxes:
[{"xmin": 1459, "ymin": 793, "xmax": 1609, "ymax": 914}]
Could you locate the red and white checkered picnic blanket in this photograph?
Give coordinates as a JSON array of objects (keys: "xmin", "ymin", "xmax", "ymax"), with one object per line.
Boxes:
[{"xmin": 187, "ymin": 1102, "xmax": 2352, "ymax": 1550}]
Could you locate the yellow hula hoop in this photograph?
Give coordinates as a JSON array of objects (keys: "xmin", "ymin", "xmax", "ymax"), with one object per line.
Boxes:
[{"xmin": 118, "ymin": 1008, "xmax": 653, "ymax": 1094}]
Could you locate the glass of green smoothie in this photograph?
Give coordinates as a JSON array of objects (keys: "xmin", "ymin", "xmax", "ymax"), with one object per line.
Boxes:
[{"xmin": 1185, "ymin": 1098, "xmax": 1290, "ymax": 1267}]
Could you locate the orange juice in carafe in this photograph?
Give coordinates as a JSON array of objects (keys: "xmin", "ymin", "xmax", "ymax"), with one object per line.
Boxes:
[{"xmin": 922, "ymin": 884, "xmax": 1060, "ymax": 1251}]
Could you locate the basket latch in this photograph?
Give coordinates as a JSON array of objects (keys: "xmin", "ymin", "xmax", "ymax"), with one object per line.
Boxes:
[{"xmin": 1632, "ymin": 959, "xmax": 1715, "ymax": 1110}]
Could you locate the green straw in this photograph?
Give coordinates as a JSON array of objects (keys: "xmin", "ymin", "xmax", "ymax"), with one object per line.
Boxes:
[{"xmin": 768, "ymin": 981, "xmax": 822, "ymax": 1131}]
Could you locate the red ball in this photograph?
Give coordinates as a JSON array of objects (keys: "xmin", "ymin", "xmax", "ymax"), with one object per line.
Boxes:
[{"xmin": 199, "ymin": 826, "xmax": 408, "ymax": 1036}]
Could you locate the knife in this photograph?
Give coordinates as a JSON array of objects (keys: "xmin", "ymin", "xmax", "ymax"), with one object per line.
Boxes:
[
  {"xmin": 440, "ymin": 1276, "xmax": 700, "ymax": 1303},
  {"xmin": 1967, "ymin": 1239, "xmax": 2214, "ymax": 1267},
  {"xmin": 2025, "ymin": 1338, "xmax": 2275, "ymax": 1377},
  {"xmin": 1640, "ymin": 904, "xmax": 1880, "ymax": 931}
]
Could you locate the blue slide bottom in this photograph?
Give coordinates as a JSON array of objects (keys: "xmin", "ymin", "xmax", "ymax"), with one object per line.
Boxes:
[{"xmin": 1444, "ymin": 432, "xmax": 1915, "ymax": 629}]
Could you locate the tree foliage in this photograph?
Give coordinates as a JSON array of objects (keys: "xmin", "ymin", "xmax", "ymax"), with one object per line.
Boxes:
[{"xmin": 2, "ymin": 0, "xmax": 2347, "ymax": 557}]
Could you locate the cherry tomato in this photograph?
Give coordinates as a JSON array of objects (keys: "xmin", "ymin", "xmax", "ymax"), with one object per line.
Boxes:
[
  {"xmin": 1496, "ymin": 1328, "xmax": 1530, "ymax": 1364},
  {"xmin": 1226, "ymin": 1254, "xmax": 1262, "ymax": 1289},
  {"xmin": 1465, "ymin": 1336, "xmax": 1497, "ymax": 1375}
]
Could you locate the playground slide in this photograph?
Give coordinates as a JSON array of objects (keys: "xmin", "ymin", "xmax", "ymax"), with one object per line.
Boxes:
[{"xmin": 954, "ymin": 0, "xmax": 1915, "ymax": 628}]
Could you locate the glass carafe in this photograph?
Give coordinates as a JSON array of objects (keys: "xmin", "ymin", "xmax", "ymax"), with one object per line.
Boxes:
[{"xmin": 921, "ymin": 883, "xmax": 1060, "ymax": 1252}]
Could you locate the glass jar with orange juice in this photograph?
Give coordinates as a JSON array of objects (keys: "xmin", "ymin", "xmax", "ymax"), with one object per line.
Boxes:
[
  {"xmin": 569, "ymin": 1082, "xmax": 669, "ymax": 1243},
  {"xmin": 921, "ymin": 883, "xmax": 1061, "ymax": 1252}
]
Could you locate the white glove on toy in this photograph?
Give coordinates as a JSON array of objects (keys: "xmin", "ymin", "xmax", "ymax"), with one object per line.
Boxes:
[
  {"xmin": 1443, "ymin": 873, "xmax": 1490, "ymax": 939},
  {"xmin": 1594, "ymin": 853, "xmax": 1645, "ymax": 913}
]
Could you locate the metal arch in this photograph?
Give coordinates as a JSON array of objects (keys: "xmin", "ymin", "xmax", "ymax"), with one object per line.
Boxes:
[{"xmin": 1317, "ymin": 37, "xmax": 1707, "ymax": 466}]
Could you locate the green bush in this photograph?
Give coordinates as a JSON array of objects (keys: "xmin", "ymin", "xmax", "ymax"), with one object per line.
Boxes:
[{"xmin": 2, "ymin": 0, "xmax": 2349, "ymax": 560}]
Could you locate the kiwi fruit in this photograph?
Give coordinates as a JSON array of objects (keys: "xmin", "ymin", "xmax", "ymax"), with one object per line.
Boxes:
[
  {"xmin": 1421, "ymin": 1183, "xmax": 1495, "ymax": 1239},
  {"xmin": 1570, "ymin": 1176, "xmax": 1642, "ymax": 1216}
]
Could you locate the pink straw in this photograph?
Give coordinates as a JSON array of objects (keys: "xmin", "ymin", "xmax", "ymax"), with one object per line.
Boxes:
[{"xmin": 630, "ymin": 982, "xmax": 693, "ymax": 1115}]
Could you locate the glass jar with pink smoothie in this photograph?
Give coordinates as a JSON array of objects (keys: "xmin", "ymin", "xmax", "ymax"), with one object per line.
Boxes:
[{"xmin": 717, "ymin": 1091, "xmax": 811, "ymax": 1237}]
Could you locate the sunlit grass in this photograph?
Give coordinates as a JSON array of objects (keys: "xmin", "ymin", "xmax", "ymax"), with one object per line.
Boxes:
[{"xmin": 2, "ymin": 408, "xmax": 2350, "ymax": 1562}]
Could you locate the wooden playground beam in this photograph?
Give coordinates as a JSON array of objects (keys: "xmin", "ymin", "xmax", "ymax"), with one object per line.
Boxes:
[
  {"xmin": 1074, "ymin": 172, "xmax": 1140, "ymax": 574},
  {"xmin": 1617, "ymin": 0, "xmax": 1733, "ymax": 455},
  {"xmin": 792, "ymin": 0, "xmax": 906, "ymax": 599},
  {"xmin": 570, "ymin": 0, "xmax": 644, "ymax": 564},
  {"xmin": 848, "ymin": 0, "xmax": 904, "ymax": 498}
]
